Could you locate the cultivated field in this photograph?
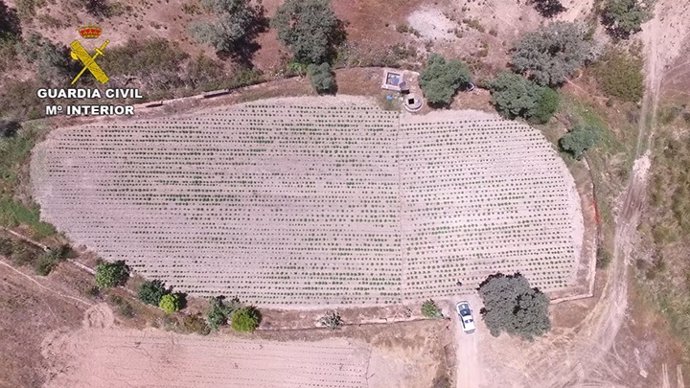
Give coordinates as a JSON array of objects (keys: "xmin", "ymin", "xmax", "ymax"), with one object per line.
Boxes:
[{"xmin": 31, "ymin": 96, "xmax": 584, "ymax": 305}]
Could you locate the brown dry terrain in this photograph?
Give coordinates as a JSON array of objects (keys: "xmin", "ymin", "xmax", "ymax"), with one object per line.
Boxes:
[
  {"xmin": 0, "ymin": 258, "xmax": 92, "ymax": 388},
  {"xmin": 41, "ymin": 305, "xmax": 449, "ymax": 388}
]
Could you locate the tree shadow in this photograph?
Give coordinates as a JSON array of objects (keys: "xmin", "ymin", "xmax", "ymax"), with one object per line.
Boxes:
[{"xmin": 216, "ymin": 6, "xmax": 270, "ymax": 67}]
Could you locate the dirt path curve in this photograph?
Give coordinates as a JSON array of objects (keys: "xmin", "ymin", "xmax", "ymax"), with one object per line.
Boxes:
[{"xmin": 464, "ymin": 2, "xmax": 688, "ymax": 387}]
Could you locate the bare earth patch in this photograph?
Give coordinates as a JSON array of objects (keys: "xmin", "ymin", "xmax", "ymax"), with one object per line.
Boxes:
[{"xmin": 41, "ymin": 305, "xmax": 447, "ymax": 388}]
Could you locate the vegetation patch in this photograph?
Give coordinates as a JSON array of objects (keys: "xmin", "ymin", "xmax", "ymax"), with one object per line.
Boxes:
[
  {"xmin": 420, "ymin": 54, "xmax": 471, "ymax": 107},
  {"xmin": 0, "ymin": 122, "xmax": 55, "ymax": 239},
  {"xmin": 95, "ymin": 260, "xmax": 130, "ymax": 288},
  {"xmin": 593, "ymin": 47, "xmax": 644, "ymax": 103},
  {"xmin": 478, "ymin": 273, "xmax": 551, "ymax": 341},
  {"xmin": 488, "ymin": 72, "xmax": 559, "ymax": 123}
]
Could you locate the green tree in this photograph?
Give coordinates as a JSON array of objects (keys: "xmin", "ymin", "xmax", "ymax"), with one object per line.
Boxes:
[
  {"xmin": 137, "ymin": 279, "xmax": 168, "ymax": 305},
  {"xmin": 489, "ymin": 72, "xmax": 559, "ymax": 123},
  {"xmin": 95, "ymin": 260, "xmax": 130, "ymax": 288},
  {"xmin": 206, "ymin": 296, "xmax": 240, "ymax": 330},
  {"xmin": 531, "ymin": 0, "xmax": 566, "ymax": 17},
  {"xmin": 190, "ymin": 0, "xmax": 265, "ymax": 56},
  {"xmin": 307, "ymin": 62, "xmax": 337, "ymax": 94},
  {"xmin": 559, "ymin": 124, "xmax": 600, "ymax": 160},
  {"xmin": 0, "ymin": 1, "xmax": 21, "ymax": 41},
  {"xmin": 419, "ymin": 54, "xmax": 472, "ymax": 107},
  {"xmin": 272, "ymin": 0, "xmax": 345, "ymax": 64},
  {"xmin": 478, "ymin": 273, "xmax": 551, "ymax": 340},
  {"xmin": 421, "ymin": 299, "xmax": 443, "ymax": 318},
  {"xmin": 230, "ymin": 306, "xmax": 261, "ymax": 332},
  {"xmin": 594, "ymin": 47, "xmax": 644, "ymax": 102},
  {"xmin": 601, "ymin": 0, "xmax": 652, "ymax": 39},
  {"xmin": 511, "ymin": 22, "xmax": 592, "ymax": 86},
  {"xmin": 159, "ymin": 293, "xmax": 181, "ymax": 314},
  {"xmin": 532, "ymin": 87, "xmax": 560, "ymax": 124}
]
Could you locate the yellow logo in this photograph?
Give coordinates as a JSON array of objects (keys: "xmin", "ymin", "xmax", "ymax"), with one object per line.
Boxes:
[{"xmin": 70, "ymin": 26, "xmax": 109, "ymax": 85}]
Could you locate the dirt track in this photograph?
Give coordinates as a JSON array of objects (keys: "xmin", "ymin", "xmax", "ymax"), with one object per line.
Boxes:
[{"xmin": 451, "ymin": 1, "xmax": 690, "ymax": 386}]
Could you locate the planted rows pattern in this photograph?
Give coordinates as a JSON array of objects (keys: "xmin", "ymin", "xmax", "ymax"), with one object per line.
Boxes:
[{"xmin": 31, "ymin": 98, "xmax": 583, "ymax": 305}]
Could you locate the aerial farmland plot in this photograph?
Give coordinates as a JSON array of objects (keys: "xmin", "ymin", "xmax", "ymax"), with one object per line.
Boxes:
[{"xmin": 31, "ymin": 96, "xmax": 586, "ymax": 306}]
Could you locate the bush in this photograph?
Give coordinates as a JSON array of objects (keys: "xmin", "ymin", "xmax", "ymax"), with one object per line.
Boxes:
[
  {"xmin": 601, "ymin": 0, "xmax": 652, "ymax": 39},
  {"xmin": 319, "ymin": 311, "xmax": 343, "ymax": 329},
  {"xmin": 184, "ymin": 54, "xmax": 226, "ymax": 91},
  {"xmin": 182, "ymin": 313, "xmax": 211, "ymax": 335},
  {"xmin": 272, "ymin": 0, "xmax": 345, "ymax": 64},
  {"xmin": 511, "ymin": 22, "xmax": 592, "ymax": 86},
  {"xmin": 489, "ymin": 72, "xmax": 559, "ymax": 123},
  {"xmin": 0, "ymin": 120, "xmax": 20, "ymax": 138},
  {"xmin": 421, "ymin": 299, "xmax": 443, "ymax": 318},
  {"xmin": 419, "ymin": 54, "xmax": 471, "ymax": 107},
  {"xmin": 594, "ymin": 48, "xmax": 644, "ymax": 102},
  {"xmin": 35, "ymin": 253, "xmax": 57, "ymax": 275},
  {"xmin": 102, "ymin": 38, "xmax": 189, "ymax": 92},
  {"xmin": 159, "ymin": 293, "xmax": 182, "ymax": 314},
  {"xmin": 559, "ymin": 124, "xmax": 600, "ymax": 160},
  {"xmin": 230, "ymin": 306, "xmax": 261, "ymax": 332},
  {"xmin": 95, "ymin": 260, "xmax": 130, "ymax": 288},
  {"xmin": 478, "ymin": 273, "xmax": 551, "ymax": 340},
  {"xmin": 0, "ymin": 1, "xmax": 21, "ymax": 41},
  {"xmin": 206, "ymin": 296, "xmax": 240, "ymax": 330},
  {"xmin": 307, "ymin": 62, "xmax": 336, "ymax": 94},
  {"xmin": 34, "ymin": 245, "xmax": 70, "ymax": 276},
  {"xmin": 532, "ymin": 87, "xmax": 560, "ymax": 124},
  {"xmin": 21, "ymin": 34, "xmax": 80, "ymax": 86},
  {"xmin": 137, "ymin": 279, "xmax": 168, "ymax": 305},
  {"xmin": 596, "ymin": 246, "xmax": 612, "ymax": 269},
  {"xmin": 531, "ymin": 0, "xmax": 566, "ymax": 17},
  {"xmin": 189, "ymin": 0, "xmax": 265, "ymax": 56},
  {"xmin": 110, "ymin": 295, "xmax": 135, "ymax": 318}
]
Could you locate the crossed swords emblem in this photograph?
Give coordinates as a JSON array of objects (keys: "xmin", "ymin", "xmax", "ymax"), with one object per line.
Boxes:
[{"xmin": 69, "ymin": 39, "xmax": 110, "ymax": 85}]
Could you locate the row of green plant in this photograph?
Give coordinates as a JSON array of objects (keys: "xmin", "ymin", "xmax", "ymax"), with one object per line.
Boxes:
[{"xmin": 93, "ymin": 259, "xmax": 263, "ymax": 332}]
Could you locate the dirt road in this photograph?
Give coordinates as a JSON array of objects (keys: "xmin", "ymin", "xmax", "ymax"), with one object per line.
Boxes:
[
  {"xmin": 451, "ymin": 297, "xmax": 481, "ymax": 388},
  {"xmin": 449, "ymin": 2, "xmax": 690, "ymax": 386}
]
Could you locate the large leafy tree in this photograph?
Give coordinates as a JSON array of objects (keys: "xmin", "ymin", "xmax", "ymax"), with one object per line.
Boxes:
[
  {"xmin": 95, "ymin": 260, "xmax": 130, "ymax": 288},
  {"xmin": 137, "ymin": 279, "xmax": 168, "ymax": 305},
  {"xmin": 511, "ymin": 22, "xmax": 592, "ymax": 86},
  {"xmin": 419, "ymin": 54, "xmax": 471, "ymax": 107},
  {"xmin": 272, "ymin": 0, "xmax": 345, "ymax": 64},
  {"xmin": 488, "ymin": 72, "xmax": 559, "ymax": 123},
  {"xmin": 559, "ymin": 124, "xmax": 600, "ymax": 160},
  {"xmin": 190, "ymin": 0, "xmax": 266, "ymax": 56},
  {"xmin": 230, "ymin": 306, "xmax": 261, "ymax": 332},
  {"xmin": 478, "ymin": 273, "xmax": 551, "ymax": 340},
  {"xmin": 601, "ymin": 0, "xmax": 652, "ymax": 39}
]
